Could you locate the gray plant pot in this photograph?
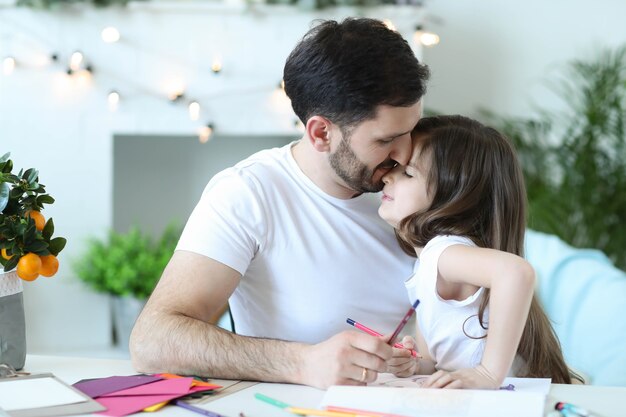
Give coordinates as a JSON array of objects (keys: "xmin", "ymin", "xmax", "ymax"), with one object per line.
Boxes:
[
  {"xmin": 0, "ymin": 271, "xmax": 26, "ymax": 370},
  {"xmin": 111, "ymin": 295, "xmax": 146, "ymax": 351}
]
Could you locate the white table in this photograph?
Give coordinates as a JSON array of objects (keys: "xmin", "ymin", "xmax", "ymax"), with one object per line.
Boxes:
[{"xmin": 21, "ymin": 355, "xmax": 626, "ymax": 417}]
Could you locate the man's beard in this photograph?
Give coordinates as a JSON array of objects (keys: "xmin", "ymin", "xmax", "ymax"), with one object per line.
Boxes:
[{"xmin": 328, "ymin": 137, "xmax": 395, "ymax": 193}]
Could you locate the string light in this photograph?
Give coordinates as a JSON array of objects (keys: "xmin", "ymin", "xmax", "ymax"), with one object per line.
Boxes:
[
  {"xmin": 211, "ymin": 57, "xmax": 222, "ymax": 74},
  {"xmin": 108, "ymin": 90, "xmax": 120, "ymax": 111},
  {"xmin": 3, "ymin": 56, "xmax": 16, "ymax": 75},
  {"xmin": 69, "ymin": 51, "xmax": 84, "ymax": 72},
  {"xmin": 188, "ymin": 101, "xmax": 200, "ymax": 121},
  {"xmin": 169, "ymin": 91, "xmax": 185, "ymax": 102},
  {"xmin": 101, "ymin": 27, "xmax": 121, "ymax": 43},
  {"xmin": 7, "ymin": 21, "xmax": 433, "ymax": 136},
  {"xmin": 198, "ymin": 123, "xmax": 214, "ymax": 143},
  {"xmin": 413, "ymin": 25, "xmax": 440, "ymax": 47}
]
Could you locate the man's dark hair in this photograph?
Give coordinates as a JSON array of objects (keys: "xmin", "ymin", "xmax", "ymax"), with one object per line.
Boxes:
[{"xmin": 283, "ymin": 18, "xmax": 430, "ymax": 131}]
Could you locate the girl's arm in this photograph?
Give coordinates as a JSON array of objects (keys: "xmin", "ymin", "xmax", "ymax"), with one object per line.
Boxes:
[{"xmin": 424, "ymin": 245, "xmax": 535, "ymax": 388}]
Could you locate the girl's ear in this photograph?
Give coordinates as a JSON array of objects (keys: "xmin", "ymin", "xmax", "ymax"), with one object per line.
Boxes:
[{"xmin": 306, "ymin": 116, "xmax": 333, "ymax": 152}]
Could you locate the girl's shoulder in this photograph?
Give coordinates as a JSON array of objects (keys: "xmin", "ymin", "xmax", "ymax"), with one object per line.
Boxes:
[
  {"xmin": 424, "ymin": 235, "xmax": 476, "ymax": 251},
  {"xmin": 418, "ymin": 235, "xmax": 477, "ymax": 266}
]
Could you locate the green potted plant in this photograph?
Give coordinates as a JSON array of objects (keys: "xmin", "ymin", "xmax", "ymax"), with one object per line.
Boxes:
[
  {"xmin": 0, "ymin": 152, "xmax": 67, "ymax": 370},
  {"xmin": 73, "ymin": 224, "xmax": 180, "ymax": 350},
  {"xmin": 482, "ymin": 45, "xmax": 626, "ymax": 271}
]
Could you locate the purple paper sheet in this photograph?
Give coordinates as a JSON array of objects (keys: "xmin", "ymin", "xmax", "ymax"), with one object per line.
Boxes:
[{"xmin": 73, "ymin": 375, "xmax": 163, "ymax": 398}]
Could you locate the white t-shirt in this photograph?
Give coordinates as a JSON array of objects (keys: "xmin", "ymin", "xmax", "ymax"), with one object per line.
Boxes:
[
  {"xmin": 177, "ymin": 142, "xmax": 414, "ymax": 343},
  {"xmin": 406, "ymin": 235, "xmax": 523, "ymax": 375}
]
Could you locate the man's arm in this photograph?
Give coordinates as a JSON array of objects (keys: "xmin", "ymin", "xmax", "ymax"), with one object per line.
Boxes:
[{"xmin": 130, "ymin": 250, "xmax": 393, "ymax": 389}]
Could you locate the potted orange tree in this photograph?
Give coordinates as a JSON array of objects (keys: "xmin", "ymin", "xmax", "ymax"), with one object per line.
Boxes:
[{"xmin": 0, "ymin": 152, "xmax": 66, "ymax": 370}]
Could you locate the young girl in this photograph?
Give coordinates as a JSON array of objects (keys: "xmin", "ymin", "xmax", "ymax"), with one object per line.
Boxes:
[{"xmin": 379, "ymin": 115, "xmax": 578, "ymax": 388}]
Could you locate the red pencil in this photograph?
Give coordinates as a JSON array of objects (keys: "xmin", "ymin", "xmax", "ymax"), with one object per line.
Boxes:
[
  {"xmin": 346, "ymin": 318, "xmax": 421, "ymax": 358},
  {"xmin": 387, "ymin": 300, "xmax": 420, "ymax": 346}
]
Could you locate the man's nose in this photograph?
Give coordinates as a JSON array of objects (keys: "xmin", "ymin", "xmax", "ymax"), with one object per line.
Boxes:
[{"xmin": 389, "ymin": 133, "xmax": 412, "ymax": 166}]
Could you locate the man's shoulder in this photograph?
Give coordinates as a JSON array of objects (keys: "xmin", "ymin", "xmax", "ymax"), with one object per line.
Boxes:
[
  {"xmin": 235, "ymin": 143, "xmax": 291, "ymax": 169},
  {"xmin": 223, "ymin": 143, "xmax": 294, "ymax": 183},
  {"xmin": 205, "ymin": 143, "xmax": 296, "ymax": 199}
]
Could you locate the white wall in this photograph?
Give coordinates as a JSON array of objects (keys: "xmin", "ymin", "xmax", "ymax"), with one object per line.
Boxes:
[
  {"xmin": 422, "ymin": 0, "xmax": 626, "ymax": 118},
  {"xmin": 0, "ymin": 2, "xmax": 424, "ymax": 353}
]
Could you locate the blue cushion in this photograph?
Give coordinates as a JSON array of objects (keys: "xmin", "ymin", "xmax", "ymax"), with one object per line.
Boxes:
[{"xmin": 525, "ymin": 229, "xmax": 626, "ymax": 386}]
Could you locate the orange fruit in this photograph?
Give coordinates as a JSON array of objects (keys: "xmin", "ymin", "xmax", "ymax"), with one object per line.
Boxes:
[
  {"xmin": 1, "ymin": 248, "xmax": 13, "ymax": 260},
  {"xmin": 39, "ymin": 255, "xmax": 59, "ymax": 277},
  {"xmin": 17, "ymin": 253, "xmax": 41, "ymax": 281},
  {"xmin": 26, "ymin": 210, "xmax": 46, "ymax": 231}
]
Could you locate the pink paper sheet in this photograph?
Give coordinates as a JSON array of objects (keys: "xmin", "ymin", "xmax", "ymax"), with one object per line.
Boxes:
[
  {"xmin": 94, "ymin": 377, "xmax": 217, "ymax": 416},
  {"xmin": 100, "ymin": 377, "xmax": 194, "ymax": 397}
]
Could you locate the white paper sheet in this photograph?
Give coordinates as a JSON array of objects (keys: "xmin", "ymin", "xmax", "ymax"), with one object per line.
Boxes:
[
  {"xmin": 0, "ymin": 377, "xmax": 87, "ymax": 411},
  {"xmin": 320, "ymin": 375, "xmax": 551, "ymax": 417},
  {"xmin": 321, "ymin": 386, "xmax": 545, "ymax": 417},
  {"xmin": 372, "ymin": 373, "xmax": 551, "ymax": 395}
]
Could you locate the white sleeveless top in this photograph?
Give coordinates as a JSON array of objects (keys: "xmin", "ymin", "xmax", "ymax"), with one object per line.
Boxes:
[{"xmin": 405, "ymin": 235, "xmax": 523, "ymax": 375}]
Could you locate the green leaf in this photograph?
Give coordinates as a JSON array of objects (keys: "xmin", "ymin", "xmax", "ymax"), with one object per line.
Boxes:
[
  {"xmin": 23, "ymin": 220, "xmax": 37, "ymax": 244},
  {"xmin": 23, "ymin": 168, "xmax": 38, "ymax": 184},
  {"xmin": 0, "ymin": 153, "xmax": 9, "ymax": 163},
  {"xmin": 37, "ymin": 194, "xmax": 55, "ymax": 205},
  {"xmin": 0, "ymin": 182, "xmax": 9, "ymax": 213},
  {"xmin": 42, "ymin": 218, "xmax": 54, "ymax": 240},
  {"xmin": 3, "ymin": 255, "xmax": 19, "ymax": 272},
  {"xmin": 48, "ymin": 237, "xmax": 67, "ymax": 256},
  {"xmin": 1, "ymin": 159, "xmax": 12, "ymax": 174},
  {"xmin": 10, "ymin": 187, "xmax": 22, "ymax": 198},
  {"xmin": 27, "ymin": 240, "xmax": 48, "ymax": 253}
]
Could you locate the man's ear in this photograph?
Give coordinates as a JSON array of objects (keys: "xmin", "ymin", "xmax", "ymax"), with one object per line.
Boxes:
[{"xmin": 306, "ymin": 116, "xmax": 333, "ymax": 152}]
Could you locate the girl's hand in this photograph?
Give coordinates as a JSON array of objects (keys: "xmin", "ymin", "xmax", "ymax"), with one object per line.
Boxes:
[
  {"xmin": 422, "ymin": 364, "xmax": 500, "ymax": 389},
  {"xmin": 386, "ymin": 336, "xmax": 420, "ymax": 377}
]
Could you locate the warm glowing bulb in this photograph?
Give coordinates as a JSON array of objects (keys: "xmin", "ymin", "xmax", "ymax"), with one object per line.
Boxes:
[
  {"xmin": 168, "ymin": 91, "xmax": 185, "ymax": 102},
  {"xmin": 198, "ymin": 124, "xmax": 214, "ymax": 143},
  {"xmin": 211, "ymin": 59, "xmax": 222, "ymax": 74},
  {"xmin": 188, "ymin": 101, "xmax": 200, "ymax": 121},
  {"xmin": 280, "ymin": 80, "xmax": 285, "ymax": 90},
  {"xmin": 101, "ymin": 27, "xmax": 121, "ymax": 43},
  {"xmin": 108, "ymin": 91, "xmax": 120, "ymax": 111},
  {"xmin": 70, "ymin": 51, "xmax": 84, "ymax": 71},
  {"xmin": 414, "ymin": 30, "xmax": 440, "ymax": 47},
  {"xmin": 2, "ymin": 57, "xmax": 15, "ymax": 75},
  {"xmin": 383, "ymin": 19, "xmax": 396, "ymax": 31}
]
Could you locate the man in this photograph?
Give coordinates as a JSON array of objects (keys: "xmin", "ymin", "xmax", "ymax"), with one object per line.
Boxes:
[{"xmin": 130, "ymin": 18, "xmax": 429, "ymax": 389}]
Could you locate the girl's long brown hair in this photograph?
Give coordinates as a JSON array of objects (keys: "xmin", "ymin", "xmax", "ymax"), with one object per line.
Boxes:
[{"xmin": 396, "ymin": 115, "xmax": 578, "ymax": 383}]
